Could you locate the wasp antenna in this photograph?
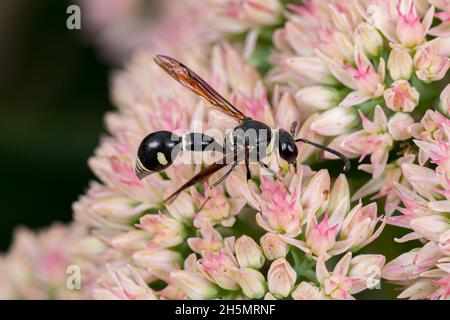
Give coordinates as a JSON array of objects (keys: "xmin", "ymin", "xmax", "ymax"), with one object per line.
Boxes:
[{"xmin": 295, "ymin": 138, "xmax": 351, "ymax": 172}]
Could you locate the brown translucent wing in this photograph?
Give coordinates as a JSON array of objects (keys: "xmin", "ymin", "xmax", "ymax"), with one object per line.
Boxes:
[
  {"xmin": 154, "ymin": 55, "xmax": 246, "ymax": 122},
  {"xmin": 163, "ymin": 149, "xmax": 244, "ymax": 204}
]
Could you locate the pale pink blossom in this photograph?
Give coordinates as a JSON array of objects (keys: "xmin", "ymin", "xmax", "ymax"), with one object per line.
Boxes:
[
  {"xmin": 395, "ymin": 0, "xmax": 434, "ymax": 47},
  {"xmin": 356, "ymin": 0, "xmax": 434, "ymax": 47},
  {"xmin": 192, "ymin": 184, "xmax": 243, "ymax": 228},
  {"xmin": 414, "ymin": 40, "xmax": 450, "ymax": 82},
  {"xmin": 260, "ymin": 233, "xmax": 289, "ymax": 260},
  {"xmin": 408, "ymin": 110, "xmax": 450, "ymax": 165},
  {"xmin": 341, "ymin": 105, "xmax": 393, "ymax": 177},
  {"xmin": 188, "ymin": 223, "xmax": 224, "ymax": 254},
  {"xmin": 251, "ymin": 174, "xmax": 303, "ymax": 237},
  {"xmin": 387, "ymin": 44, "xmax": 414, "ymax": 81},
  {"xmin": 388, "ymin": 112, "xmax": 415, "ymax": 140},
  {"xmin": 339, "ymin": 51, "xmax": 385, "ymax": 108},
  {"xmin": 354, "ymin": 22, "xmax": 384, "ymax": 58},
  {"xmin": 197, "ymin": 247, "xmax": 240, "ymax": 290},
  {"xmin": 1, "ymin": 224, "xmax": 102, "ymax": 299},
  {"xmin": 310, "ymin": 107, "xmax": 359, "ymax": 136},
  {"xmin": 384, "ymin": 80, "xmax": 420, "ymax": 112},
  {"xmin": 206, "ymin": 0, "xmax": 282, "ymax": 33},
  {"xmin": 280, "ymin": 174, "xmax": 384, "ymax": 260},
  {"xmin": 235, "ymin": 235, "xmax": 265, "ymax": 269},
  {"xmin": 136, "ymin": 214, "xmax": 185, "ymax": 248},
  {"xmin": 295, "ymin": 85, "xmax": 341, "ymax": 111},
  {"xmin": 92, "ymin": 265, "xmax": 156, "ymax": 300},
  {"xmin": 267, "ymin": 258, "xmax": 296, "ymax": 298},
  {"xmin": 238, "ymin": 268, "xmax": 266, "ymax": 299},
  {"xmin": 382, "ymin": 241, "xmax": 443, "ymax": 291},
  {"xmin": 351, "ymin": 155, "xmax": 415, "ymax": 216},
  {"xmin": 316, "ymin": 253, "xmax": 367, "ymax": 300},
  {"xmin": 291, "ymin": 281, "xmax": 324, "ymax": 300},
  {"xmin": 170, "ymin": 270, "xmax": 219, "ymax": 300}
]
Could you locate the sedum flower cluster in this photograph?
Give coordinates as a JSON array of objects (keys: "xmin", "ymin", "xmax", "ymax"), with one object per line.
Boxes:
[{"xmin": 1, "ymin": 0, "xmax": 449, "ymax": 299}]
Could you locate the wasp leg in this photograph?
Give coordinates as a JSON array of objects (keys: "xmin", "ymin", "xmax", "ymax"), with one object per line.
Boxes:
[
  {"xmin": 196, "ymin": 195, "xmax": 212, "ymax": 212},
  {"xmin": 244, "ymin": 136, "xmax": 252, "ymax": 181},
  {"xmin": 210, "ymin": 163, "xmax": 238, "ymax": 188},
  {"xmin": 210, "ymin": 135, "xmax": 240, "ymax": 189},
  {"xmin": 259, "ymin": 161, "xmax": 277, "ymax": 176}
]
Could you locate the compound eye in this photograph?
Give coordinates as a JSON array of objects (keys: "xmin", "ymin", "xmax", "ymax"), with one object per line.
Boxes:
[{"xmin": 280, "ymin": 140, "xmax": 298, "ymax": 163}]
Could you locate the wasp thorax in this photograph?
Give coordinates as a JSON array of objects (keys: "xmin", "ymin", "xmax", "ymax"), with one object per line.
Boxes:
[
  {"xmin": 278, "ymin": 129, "xmax": 298, "ymax": 164},
  {"xmin": 136, "ymin": 131, "xmax": 181, "ymax": 180}
]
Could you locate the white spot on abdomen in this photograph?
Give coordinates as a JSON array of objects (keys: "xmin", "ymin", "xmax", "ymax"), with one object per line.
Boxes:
[{"xmin": 157, "ymin": 152, "xmax": 168, "ymax": 165}]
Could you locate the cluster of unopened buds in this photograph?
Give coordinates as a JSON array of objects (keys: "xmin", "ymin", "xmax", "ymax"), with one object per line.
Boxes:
[{"xmin": 0, "ymin": 0, "xmax": 449, "ymax": 300}]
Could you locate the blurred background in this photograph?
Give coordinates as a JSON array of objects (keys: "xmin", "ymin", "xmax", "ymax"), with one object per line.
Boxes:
[{"xmin": 0, "ymin": 0, "xmax": 113, "ymax": 251}]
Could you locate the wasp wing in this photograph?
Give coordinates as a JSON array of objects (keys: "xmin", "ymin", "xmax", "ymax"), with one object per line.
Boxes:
[
  {"xmin": 154, "ymin": 55, "xmax": 246, "ymax": 123},
  {"xmin": 163, "ymin": 149, "xmax": 245, "ymax": 204}
]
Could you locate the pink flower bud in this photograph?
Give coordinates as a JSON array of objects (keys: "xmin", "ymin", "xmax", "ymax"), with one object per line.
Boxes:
[
  {"xmin": 384, "ymin": 80, "xmax": 419, "ymax": 112},
  {"xmin": 235, "ymin": 236, "xmax": 265, "ymax": 269},
  {"xmin": 340, "ymin": 203, "xmax": 384, "ymax": 250},
  {"xmin": 328, "ymin": 174, "xmax": 350, "ymax": 217},
  {"xmin": 388, "ymin": 112, "xmax": 415, "ymax": 140},
  {"xmin": 260, "ymin": 233, "xmax": 288, "ymax": 260},
  {"xmin": 133, "ymin": 249, "xmax": 182, "ymax": 272},
  {"xmin": 310, "ymin": 107, "xmax": 358, "ymax": 136},
  {"xmin": 410, "ymin": 215, "xmax": 449, "ymax": 242},
  {"xmin": 401, "ymin": 163, "xmax": 440, "ymax": 200},
  {"xmin": 291, "ymin": 282, "xmax": 322, "ymax": 300},
  {"xmin": 396, "ymin": 1, "xmax": 426, "ymax": 47},
  {"xmin": 170, "ymin": 271, "xmax": 219, "ymax": 300},
  {"xmin": 414, "ymin": 41, "xmax": 450, "ymax": 82},
  {"xmin": 295, "ymin": 86, "xmax": 341, "ymax": 111},
  {"xmin": 301, "ymin": 169, "xmax": 330, "ymax": 217},
  {"xmin": 238, "ymin": 268, "xmax": 267, "ymax": 299},
  {"xmin": 136, "ymin": 214, "xmax": 185, "ymax": 248},
  {"xmin": 165, "ymin": 191, "xmax": 195, "ymax": 222},
  {"xmin": 387, "ymin": 44, "xmax": 413, "ymax": 80},
  {"xmin": 267, "ymin": 258, "xmax": 297, "ymax": 298},
  {"xmin": 90, "ymin": 196, "xmax": 145, "ymax": 223},
  {"xmin": 398, "ymin": 279, "xmax": 435, "ymax": 299},
  {"xmin": 110, "ymin": 230, "xmax": 148, "ymax": 251},
  {"xmin": 274, "ymin": 92, "xmax": 300, "ymax": 131},
  {"xmin": 349, "ymin": 254, "xmax": 385, "ymax": 278},
  {"xmin": 354, "ymin": 22, "xmax": 384, "ymax": 58},
  {"xmin": 382, "ymin": 251, "xmax": 419, "ymax": 281},
  {"xmin": 287, "ymin": 57, "xmax": 337, "ymax": 85}
]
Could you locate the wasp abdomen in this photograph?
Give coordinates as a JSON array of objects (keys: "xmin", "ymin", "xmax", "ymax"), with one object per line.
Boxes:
[{"xmin": 136, "ymin": 131, "xmax": 181, "ymax": 179}]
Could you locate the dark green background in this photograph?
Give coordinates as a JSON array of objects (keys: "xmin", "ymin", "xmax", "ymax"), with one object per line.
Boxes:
[{"xmin": 0, "ymin": 0, "xmax": 112, "ymax": 251}]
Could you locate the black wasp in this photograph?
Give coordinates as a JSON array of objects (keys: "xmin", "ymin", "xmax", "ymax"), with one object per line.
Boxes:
[{"xmin": 135, "ymin": 55, "xmax": 350, "ymax": 204}]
